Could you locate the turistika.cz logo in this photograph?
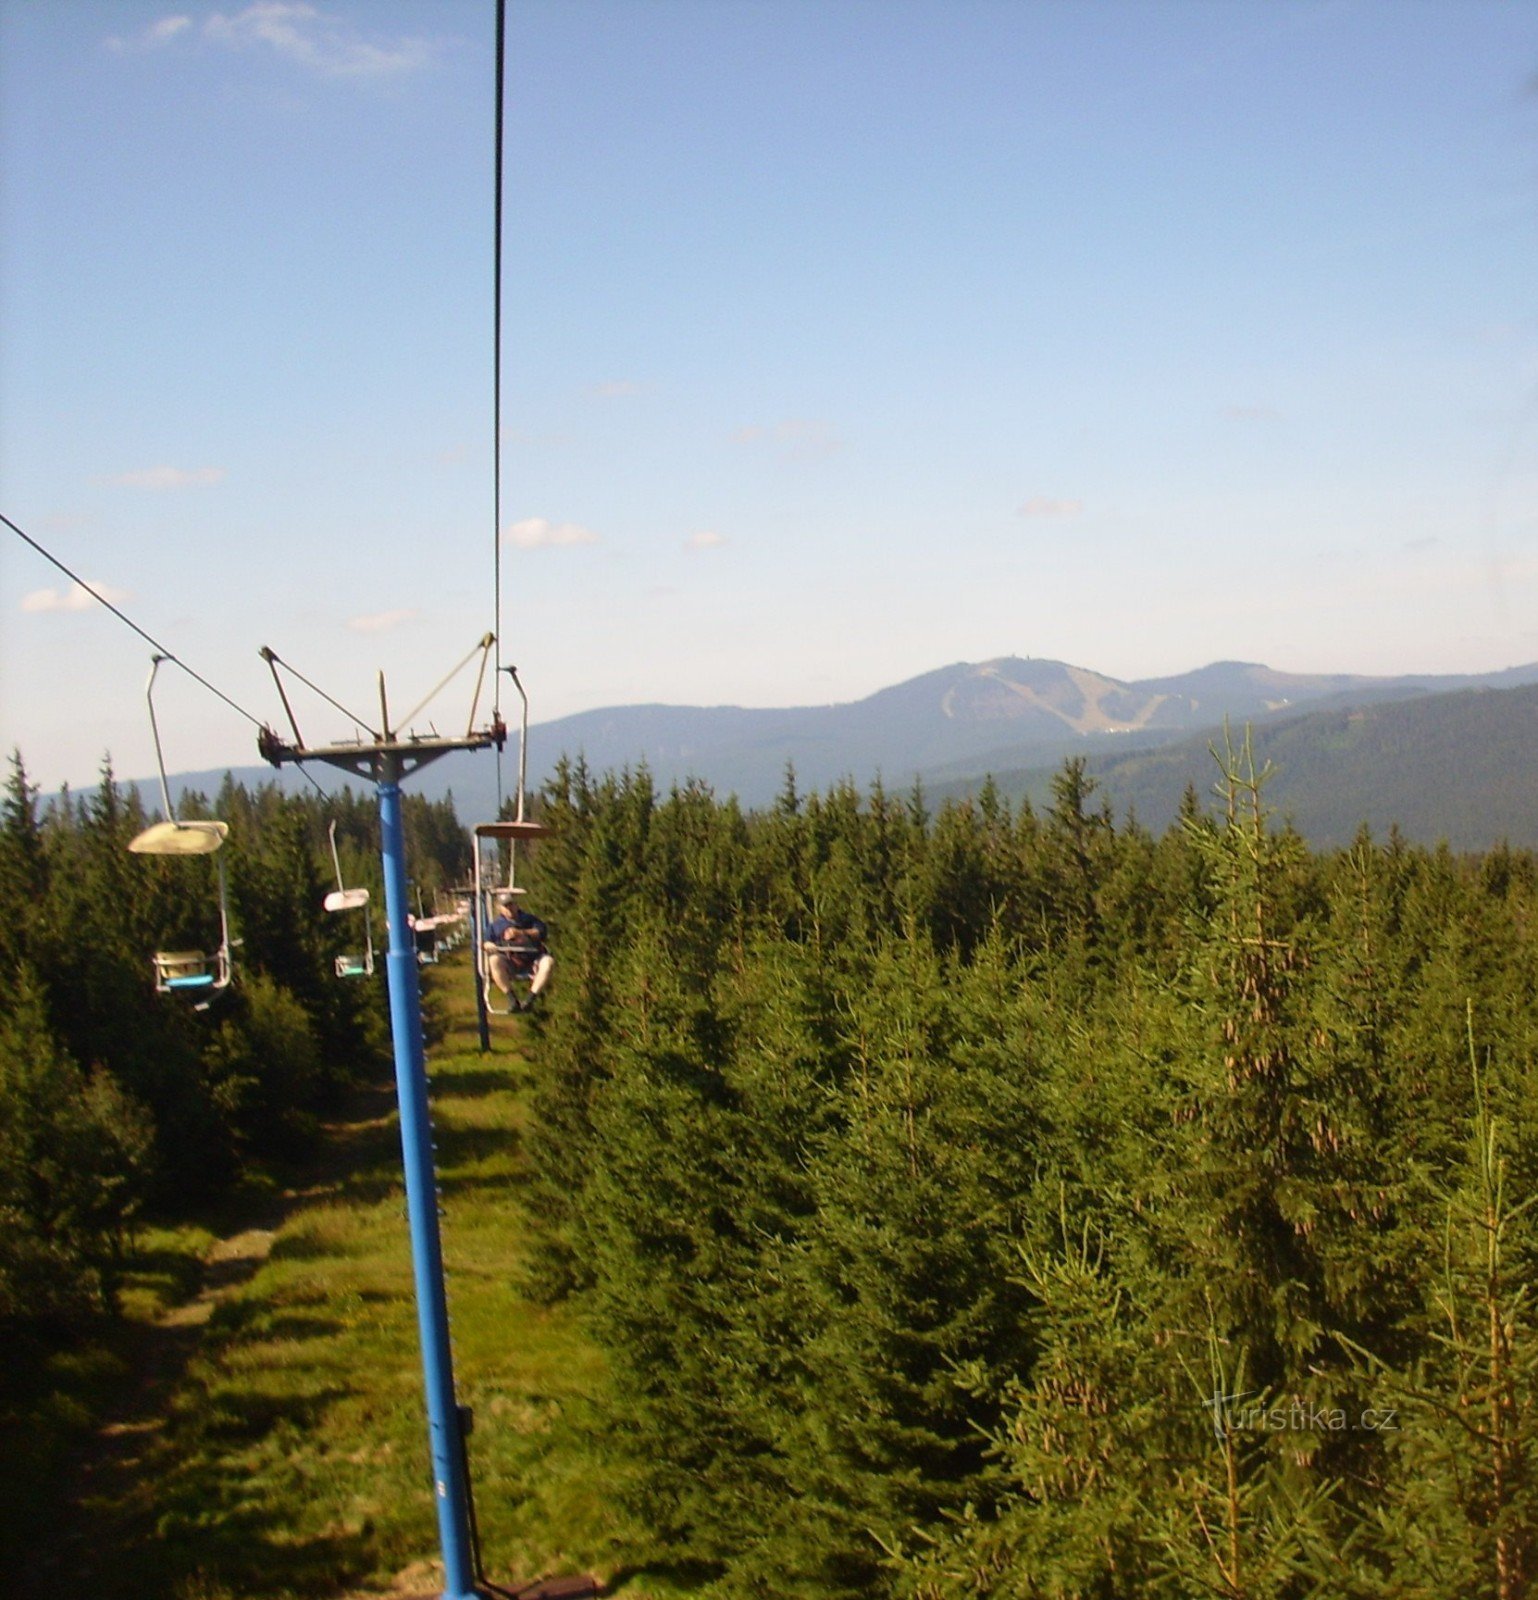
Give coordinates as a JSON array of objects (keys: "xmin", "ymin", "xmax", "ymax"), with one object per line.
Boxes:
[{"xmin": 1202, "ymin": 1389, "xmax": 1400, "ymax": 1441}]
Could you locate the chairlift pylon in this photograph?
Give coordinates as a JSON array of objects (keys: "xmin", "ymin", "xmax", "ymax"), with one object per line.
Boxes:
[
  {"xmin": 325, "ymin": 819, "xmax": 374, "ymax": 978},
  {"xmin": 254, "ymin": 632, "xmax": 509, "ymax": 1598},
  {"xmin": 127, "ymin": 655, "xmax": 236, "ymax": 1006}
]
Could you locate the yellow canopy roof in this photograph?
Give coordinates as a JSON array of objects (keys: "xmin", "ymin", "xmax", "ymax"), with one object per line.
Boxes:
[{"xmin": 129, "ymin": 819, "xmax": 229, "ymax": 856}]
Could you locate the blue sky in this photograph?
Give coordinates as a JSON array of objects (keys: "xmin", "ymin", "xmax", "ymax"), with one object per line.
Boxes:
[{"xmin": 2, "ymin": 0, "xmax": 1536, "ymax": 792}]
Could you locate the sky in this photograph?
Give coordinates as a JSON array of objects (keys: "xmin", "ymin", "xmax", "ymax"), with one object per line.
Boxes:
[{"xmin": 2, "ymin": 0, "xmax": 1537, "ymax": 794}]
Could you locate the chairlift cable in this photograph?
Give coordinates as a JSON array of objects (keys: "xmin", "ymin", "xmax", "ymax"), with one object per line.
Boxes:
[
  {"xmin": 4, "ymin": 509, "xmax": 263, "ymax": 730},
  {"xmin": 3, "ymin": 509, "xmax": 337, "ymax": 799},
  {"xmin": 492, "ymin": 0, "xmax": 508, "ymax": 813}
]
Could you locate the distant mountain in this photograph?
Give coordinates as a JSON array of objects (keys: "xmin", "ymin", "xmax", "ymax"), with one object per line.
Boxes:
[
  {"xmin": 102, "ymin": 655, "xmax": 1538, "ymax": 848},
  {"xmin": 509, "ymin": 657, "xmax": 1538, "ymax": 808},
  {"xmin": 930, "ymin": 683, "xmax": 1538, "ymax": 852}
]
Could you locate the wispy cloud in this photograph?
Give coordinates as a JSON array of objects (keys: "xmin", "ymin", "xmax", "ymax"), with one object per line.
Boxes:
[
  {"xmin": 105, "ymin": 15, "xmax": 194, "ymax": 53},
  {"xmin": 1223, "ymin": 404, "xmax": 1282, "ymax": 422},
  {"xmin": 205, "ymin": 3, "xmax": 438, "ymax": 77},
  {"xmin": 589, "ymin": 379, "xmax": 642, "ymax": 399},
  {"xmin": 22, "ymin": 582, "xmax": 130, "ymax": 614},
  {"xmin": 348, "ymin": 608, "xmax": 419, "ymax": 634},
  {"xmin": 114, "ymin": 5, "xmax": 442, "ymax": 78},
  {"xmin": 107, "ymin": 465, "xmax": 226, "ymax": 490},
  {"xmin": 1017, "ymin": 496, "xmax": 1083, "ymax": 519},
  {"xmin": 504, "ymin": 517, "xmax": 599, "ymax": 550},
  {"xmin": 683, "ymin": 529, "xmax": 728, "ymax": 551},
  {"xmin": 732, "ymin": 419, "xmax": 844, "ymax": 460}
]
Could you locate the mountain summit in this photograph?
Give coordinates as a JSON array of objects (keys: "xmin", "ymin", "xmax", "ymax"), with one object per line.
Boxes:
[{"xmin": 523, "ymin": 655, "xmax": 1538, "ymax": 805}]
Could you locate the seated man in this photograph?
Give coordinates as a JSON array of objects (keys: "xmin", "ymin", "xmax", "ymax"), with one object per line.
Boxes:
[{"xmin": 483, "ymin": 890, "xmax": 553, "ymax": 1013}]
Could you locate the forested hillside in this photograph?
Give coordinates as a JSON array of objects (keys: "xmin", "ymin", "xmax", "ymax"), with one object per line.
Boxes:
[
  {"xmin": 946, "ymin": 681, "xmax": 1538, "ymax": 850},
  {"xmin": 513, "ymin": 748, "xmax": 1538, "ymax": 1599}
]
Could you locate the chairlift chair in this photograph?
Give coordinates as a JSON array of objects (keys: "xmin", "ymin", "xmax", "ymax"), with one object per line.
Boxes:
[
  {"xmin": 413, "ymin": 915, "xmax": 443, "ymax": 965},
  {"xmin": 472, "ymin": 666, "xmax": 552, "ymax": 1009},
  {"xmin": 433, "ymin": 888, "xmax": 471, "ymax": 950},
  {"xmin": 473, "ymin": 819, "xmax": 550, "ymax": 1004},
  {"xmin": 325, "ymin": 819, "xmax": 374, "ymax": 978},
  {"xmin": 409, "ymin": 887, "xmax": 442, "ymax": 965},
  {"xmin": 128, "ymin": 819, "xmax": 235, "ymax": 1001},
  {"xmin": 127, "ymin": 658, "xmax": 238, "ymax": 1007}
]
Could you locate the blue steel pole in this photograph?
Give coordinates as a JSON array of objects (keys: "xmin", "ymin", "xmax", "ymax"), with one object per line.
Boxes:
[{"xmin": 377, "ymin": 757, "xmax": 479, "ymax": 1600}]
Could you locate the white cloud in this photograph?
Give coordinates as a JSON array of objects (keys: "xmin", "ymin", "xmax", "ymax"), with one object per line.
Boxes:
[
  {"xmin": 683, "ymin": 529, "xmax": 728, "ymax": 551},
  {"xmin": 108, "ymin": 465, "xmax": 226, "ymax": 490},
  {"xmin": 733, "ymin": 418, "xmax": 844, "ymax": 459},
  {"xmin": 348, "ymin": 608, "xmax": 419, "ymax": 634},
  {"xmin": 590, "ymin": 380, "xmax": 641, "ymax": 399},
  {"xmin": 504, "ymin": 517, "xmax": 599, "ymax": 550},
  {"xmin": 1017, "ymin": 496, "xmax": 1084, "ymax": 518},
  {"xmin": 22, "ymin": 582, "xmax": 130, "ymax": 614},
  {"xmin": 203, "ymin": 3, "xmax": 438, "ymax": 78},
  {"xmin": 105, "ymin": 15, "xmax": 193, "ymax": 52}
]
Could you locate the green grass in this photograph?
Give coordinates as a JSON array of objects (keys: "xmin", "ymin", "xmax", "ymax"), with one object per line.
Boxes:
[{"xmin": 10, "ymin": 956, "xmax": 668, "ymax": 1599}]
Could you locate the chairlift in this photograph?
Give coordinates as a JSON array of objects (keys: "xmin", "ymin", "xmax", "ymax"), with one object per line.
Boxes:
[
  {"xmin": 473, "ymin": 666, "xmax": 551, "ymax": 1017},
  {"xmin": 127, "ymin": 657, "xmax": 236, "ymax": 1006},
  {"xmin": 325, "ymin": 819, "xmax": 374, "ymax": 978},
  {"xmin": 413, "ymin": 887, "xmax": 441, "ymax": 965},
  {"xmin": 433, "ymin": 888, "xmax": 471, "ymax": 951}
]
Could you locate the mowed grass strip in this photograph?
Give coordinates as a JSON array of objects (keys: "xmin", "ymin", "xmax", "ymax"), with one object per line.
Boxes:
[{"xmin": 49, "ymin": 957, "xmax": 628, "ymax": 1599}]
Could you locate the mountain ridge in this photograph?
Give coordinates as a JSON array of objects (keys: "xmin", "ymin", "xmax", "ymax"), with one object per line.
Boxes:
[
  {"xmin": 932, "ymin": 681, "xmax": 1538, "ymax": 852},
  {"xmin": 79, "ymin": 654, "xmax": 1538, "ymax": 849}
]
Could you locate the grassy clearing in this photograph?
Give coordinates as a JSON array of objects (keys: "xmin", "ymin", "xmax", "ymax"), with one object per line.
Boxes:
[{"xmin": 13, "ymin": 956, "xmax": 654, "ymax": 1599}]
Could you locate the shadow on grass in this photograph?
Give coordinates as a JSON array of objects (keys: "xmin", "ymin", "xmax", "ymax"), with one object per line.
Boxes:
[
  {"xmin": 436, "ymin": 1121, "xmax": 524, "ymax": 1168},
  {"xmin": 435, "ymin": 1125, "xmax": 526, "ymax": 1206},
  {"xmin": 204, "ymin": 1302, "xmax": 348, "ymax": 1347},
  {"xmin": 60, "ymin": 1501, "xmax": 382, "ymax": 1600},
  {"xmin": 428, "ymin": 1064, "xmax": 532, "ymax": 1099},
  {"xmin": 607, "ymin": 1558, "xmax": 723, "ymax": 1596},
  {"xmin": 124, "ymin": 1242, "xmax": 210, "ymax": 1302},
  {"xmin": 16, "ymin": 1379, "xmax": 375, "ymax": 1600},
  {"xmin": 291, "ymin": 1169, "xmax": 407, "ymax": 1211},
  {"xmin": 290, "ymin": 1058, "xmax": 527, "ymax": 1208},
  {"xmin": 185, "ymin": 1375, "xmax": 355, "ymax": 1441}
]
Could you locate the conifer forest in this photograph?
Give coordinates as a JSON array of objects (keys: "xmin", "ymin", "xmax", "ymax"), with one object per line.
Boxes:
[
  {"xmin": 0, "ymin": 756, "xmax": 464, "ymax": 1324},
  {"xmin": 7, "ymin": 742, "xmax": 1538, "ymax": 1598}
]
